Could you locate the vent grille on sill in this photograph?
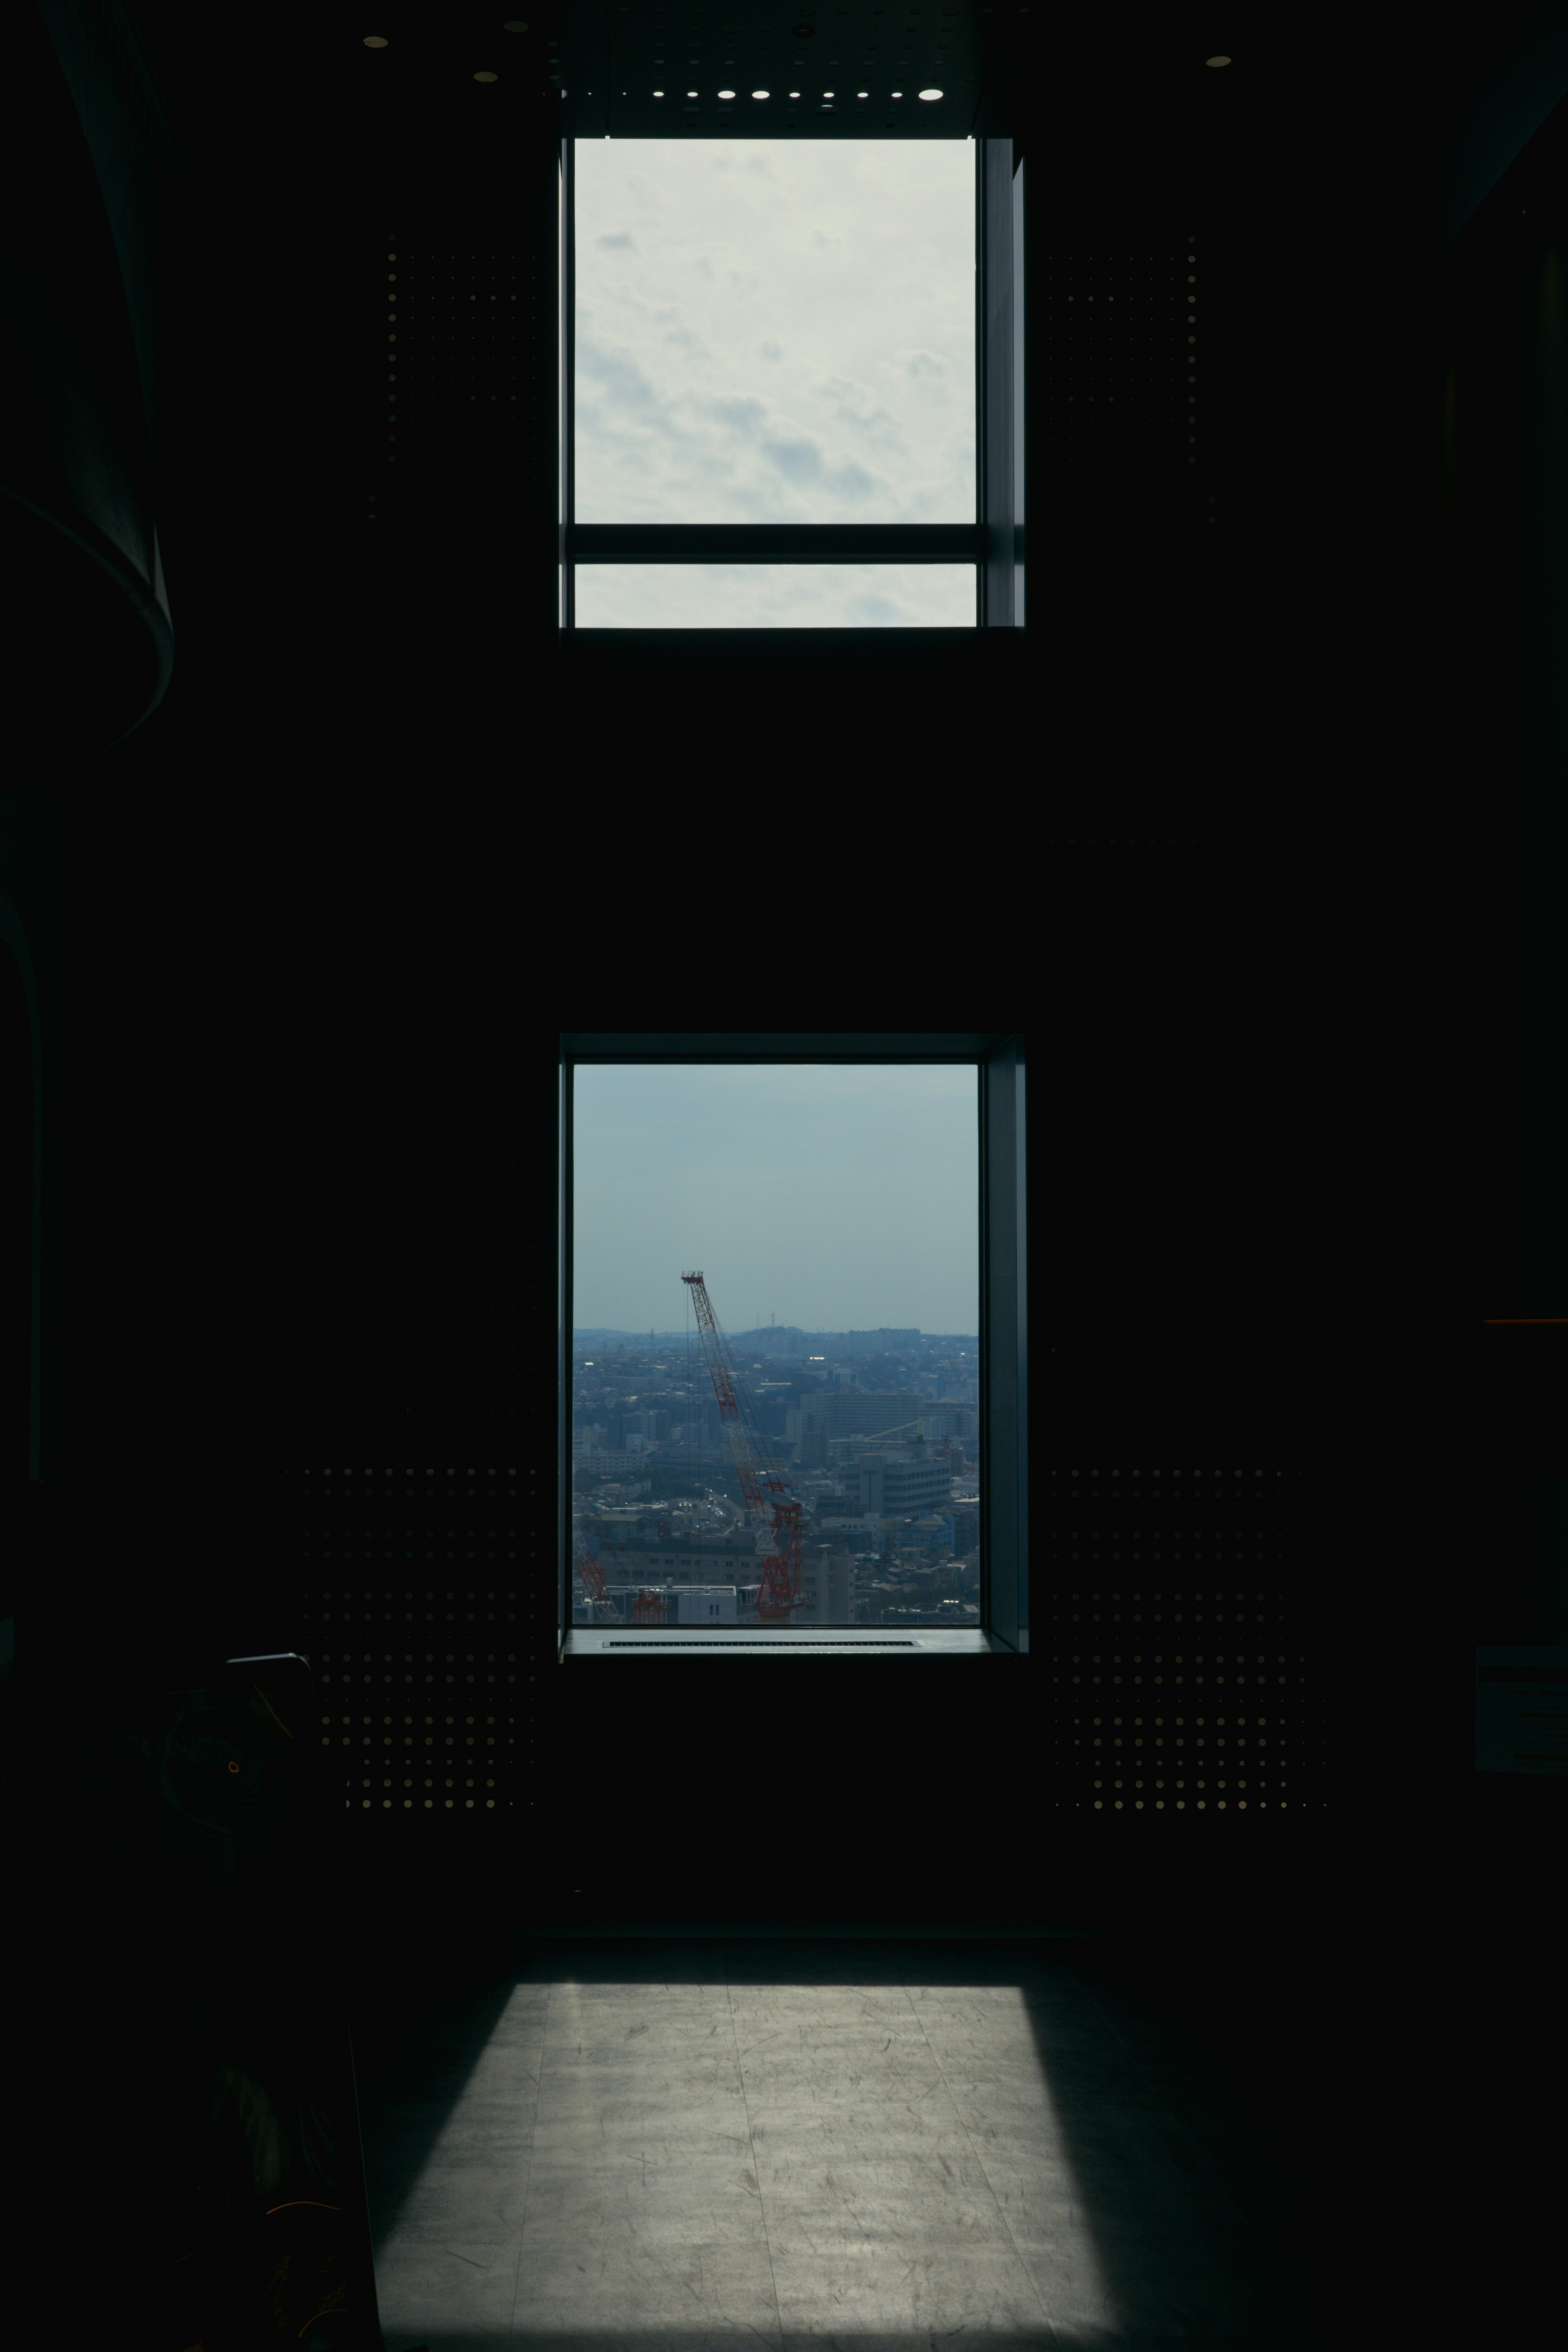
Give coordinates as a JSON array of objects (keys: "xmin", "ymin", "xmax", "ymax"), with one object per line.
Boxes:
[{"xmin": 605, "ymin": 1639, "xmax": 919, "ymax": 1649}]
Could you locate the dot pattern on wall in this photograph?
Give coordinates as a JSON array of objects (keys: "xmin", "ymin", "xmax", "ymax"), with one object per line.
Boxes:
[
  {"xmin": 298, "ymin": 1466, "xmax": 530, "ymax": 1814},
  {"xmin": 1042, "ymin": 232, "xmax": 1223, "ymax": 543},
  {"xmin": 1046, "ymin": 1470, "xmax": 1325, "ymax": 1812},
  {"xmin": 366, "ymin": 236, "xmax": 525, "ymax": 533}
]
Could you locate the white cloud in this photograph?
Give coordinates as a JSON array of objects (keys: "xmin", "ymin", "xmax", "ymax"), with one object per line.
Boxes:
[
  {"xmin": 572, "ymin": 564, "xmax": 977, "ymax": 628},
  {"xmin": 572, "ymin": 139, "xmax": 976, "ymax": 599}
]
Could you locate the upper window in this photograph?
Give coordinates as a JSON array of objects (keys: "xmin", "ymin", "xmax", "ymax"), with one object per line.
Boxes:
[
  {"xmin": 575, "ymin": 140, "xmax": 975, "ymax": 527},
  {"xmin": 560, "ymin": 137, "xmax": 1014, "ymax": 627}
]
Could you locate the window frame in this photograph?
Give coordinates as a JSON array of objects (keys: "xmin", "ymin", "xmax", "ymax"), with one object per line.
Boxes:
[
  {"xmin": 556, "ymin": 1035, "xmax": 1027, "ymax": 1658},
  {"xmin": 557, "ymin": 137, "xmax": 1022, "ymax": 631}
]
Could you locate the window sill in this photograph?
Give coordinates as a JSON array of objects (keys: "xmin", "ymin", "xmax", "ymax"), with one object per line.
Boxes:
[{"xmin": 560, "ymin": 1627, "xmax": 1022, "ymax": 1657}]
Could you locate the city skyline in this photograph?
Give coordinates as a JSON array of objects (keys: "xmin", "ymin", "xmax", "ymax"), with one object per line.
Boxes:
[
  {"xmin": 572, "ymin": 1323, "xmax": 978, "ymax": 1341},
  {"xmin": 572, "ymin": 1063, "xmax": 980, "ymax": 1333}
]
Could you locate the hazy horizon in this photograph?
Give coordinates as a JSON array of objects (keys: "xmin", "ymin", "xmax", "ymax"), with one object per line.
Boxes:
[
  {"xmin": 572, "ymin": 1064, "xmax": 979, "ymax": 1334},
  {"xmin": 572, "ymin": 1325, "xmax": 978, "ymax": 1341}
]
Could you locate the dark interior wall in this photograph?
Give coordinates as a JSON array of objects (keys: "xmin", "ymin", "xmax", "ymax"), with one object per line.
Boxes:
[
  {"xmin": 0, "ymin": 944, "xmax": 31, "ymax": 1500},
  {"xmin": 2, "ymin": 1, "xmax": 173, "ymax": 769},
  {"xmin": 1443, "ymin": 119, "xmax": 1568, "ymax": 1325},
  {"xmin": 6, "ymin": 30, "xmax": 1566, "ymax": 2352},
  {"xmin": 1, "ymin": 2, "xmax": 1564, "ymax": 1964}
]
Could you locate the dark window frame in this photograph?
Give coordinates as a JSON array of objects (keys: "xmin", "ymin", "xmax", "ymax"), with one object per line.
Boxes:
[
  {"xmin": 556, "ymin": 1035, "xmax": 1027, "ymax": 1658},
  {"xmin": 558, "ymin": 139, "xmax": 1022, "ymax": 629}
]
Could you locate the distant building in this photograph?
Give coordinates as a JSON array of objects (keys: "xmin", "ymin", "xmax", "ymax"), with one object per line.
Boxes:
[
  {"xmin": 588, "ymin": 1585, "xmax": 741, "ymax": 1624},
  {"xmin": 857, "ymin": 1455, "xmax": 958, "ymax": 1517},
  {"xmin": 919, "ymin": 1407, "xmax": 978, "ymax": 1441},
  {"xmin": 587, "ymin": 1532, "xmax": 760, "ymax": 1585},
  {"xmin": 794, "ymin": 1545, "xmax": 855, "ymax": 1625},
  {"xmin": 675, "ymin": 1586, "xmax": 737, "ymax": 1624},
  {"xmin": 815, "ymin": 1509, "xmax": 882, "ymax": 1552},
  {"xmin": 819, "ymin": 1391, "xmax": 926, "ymax": 1440},
  {"xmin": 581, "ymin": 1546, "xmax": 856, "ymax": 1627},
  {"xmin": 908, "ymin": 1512, "xmax": 956, "ymax": 1552}
]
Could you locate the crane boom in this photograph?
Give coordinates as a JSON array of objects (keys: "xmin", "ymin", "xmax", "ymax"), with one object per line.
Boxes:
[{"xmin": 682, "ymin": 1271, "xmax": 805, "ymax": 1622}]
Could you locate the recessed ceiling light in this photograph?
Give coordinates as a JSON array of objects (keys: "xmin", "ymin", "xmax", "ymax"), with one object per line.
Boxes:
[
  {"xmin": 752, "ymin": 88, "xmax": 768, "ymax": 97},
  {"xmin": 919, "ymin": 87, "xmax": 942, "ymax": 99},
  {"xmin": 363, "ymin": 33, "xmax": 388, "ymax": 46}
]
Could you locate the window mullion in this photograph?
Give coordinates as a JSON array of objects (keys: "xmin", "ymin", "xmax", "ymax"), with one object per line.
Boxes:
[
  {"xmin": 976, "ymin": 135, "xmax": 987, "ymax": 626},
  {"xmin": 562, "ymin": 136, "xmax": 575, "ymax": 628},
  {"xmin": 564, "ymin": 525, "xmax": 984, "ymax": 561},
  {"xmin": 979, "ymin": 138, "xmax": 1016, "ymax": 628}
]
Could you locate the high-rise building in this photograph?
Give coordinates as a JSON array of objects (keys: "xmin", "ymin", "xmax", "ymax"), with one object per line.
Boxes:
[
  {"xmin": 795, "ymin": 1546, "xmax": 855, "ymax": 1625},
  {"xmin": 858, "ymin": 1455, "xmax": 957, "ymax": 1517},
  {"xmin": 819, "ymin": 1391, "xmax": 926, "ymax": 1440}
]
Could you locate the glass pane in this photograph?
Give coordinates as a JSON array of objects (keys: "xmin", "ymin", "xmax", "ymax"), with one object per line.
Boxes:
[
  {"xmin": 571, "ymin": 1065, "xmax": 980, "ymax": 1629},
  {"xmin": 572, "ymin": 563, "xmax": 976, "ymax": 627},
  {"xmin": 573, "ymin": 140, "xmax": 975, "ymax": 524}
]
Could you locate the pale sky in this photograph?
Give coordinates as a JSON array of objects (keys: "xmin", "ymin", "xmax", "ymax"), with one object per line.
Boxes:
[
  {"xmin": 572, "ymin": 137, "xmax": 975, "ymax": 626},
  {"xmin": 572, "ymin": 1064, "xmax": 979, "ymax": 1334}
]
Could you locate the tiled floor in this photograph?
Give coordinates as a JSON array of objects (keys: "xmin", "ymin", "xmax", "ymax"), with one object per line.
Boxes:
[{"xmin": 352, "ymin": 1941, "xmax": 1285, "ymax": 2352}]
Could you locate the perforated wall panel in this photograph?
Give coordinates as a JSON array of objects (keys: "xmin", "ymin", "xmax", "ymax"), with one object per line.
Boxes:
[
  {"xmin": 365, "ymin": 234, "xmax": 527, "ymax": 536},
  {"xmin": 298, "ymin": 1466, "xmax": 542, "ymax": 1818},
  {"xmin": 1045, "ymin": 1469, "xmax": 1325, "ymax": 1814},
  {"xmin": 1038, "ymin": 221, "xmax": 1238, "ymax": 554}
]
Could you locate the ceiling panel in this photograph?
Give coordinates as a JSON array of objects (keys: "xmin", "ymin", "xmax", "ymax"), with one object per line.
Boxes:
[{"xmin": 589, "ymin": 0, "xmax": 987, "ymax": 140}]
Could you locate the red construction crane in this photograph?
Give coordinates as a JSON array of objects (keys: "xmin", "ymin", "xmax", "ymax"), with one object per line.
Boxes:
[
  {"xmin": 572, "ymin": 1541, "xmax": 613, "ymax": 1622},
  {"xmin": 682, "ymin": 1271, "xmax": 805, "ymax": 1623},
  {"xmin": 576, "ymin": 1532, "xmax": 670, "ymax": 1626}
]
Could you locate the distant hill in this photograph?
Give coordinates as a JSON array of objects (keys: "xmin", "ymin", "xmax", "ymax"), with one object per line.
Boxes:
[{"xmin": 573, "ymin": 1327, "xmax": 978, "ymax": 1345}]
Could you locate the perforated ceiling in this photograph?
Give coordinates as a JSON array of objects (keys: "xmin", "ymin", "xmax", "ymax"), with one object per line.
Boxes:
[{"xmin": 560, "ymin": 0, "xmax": 991, "ymax": 138}]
